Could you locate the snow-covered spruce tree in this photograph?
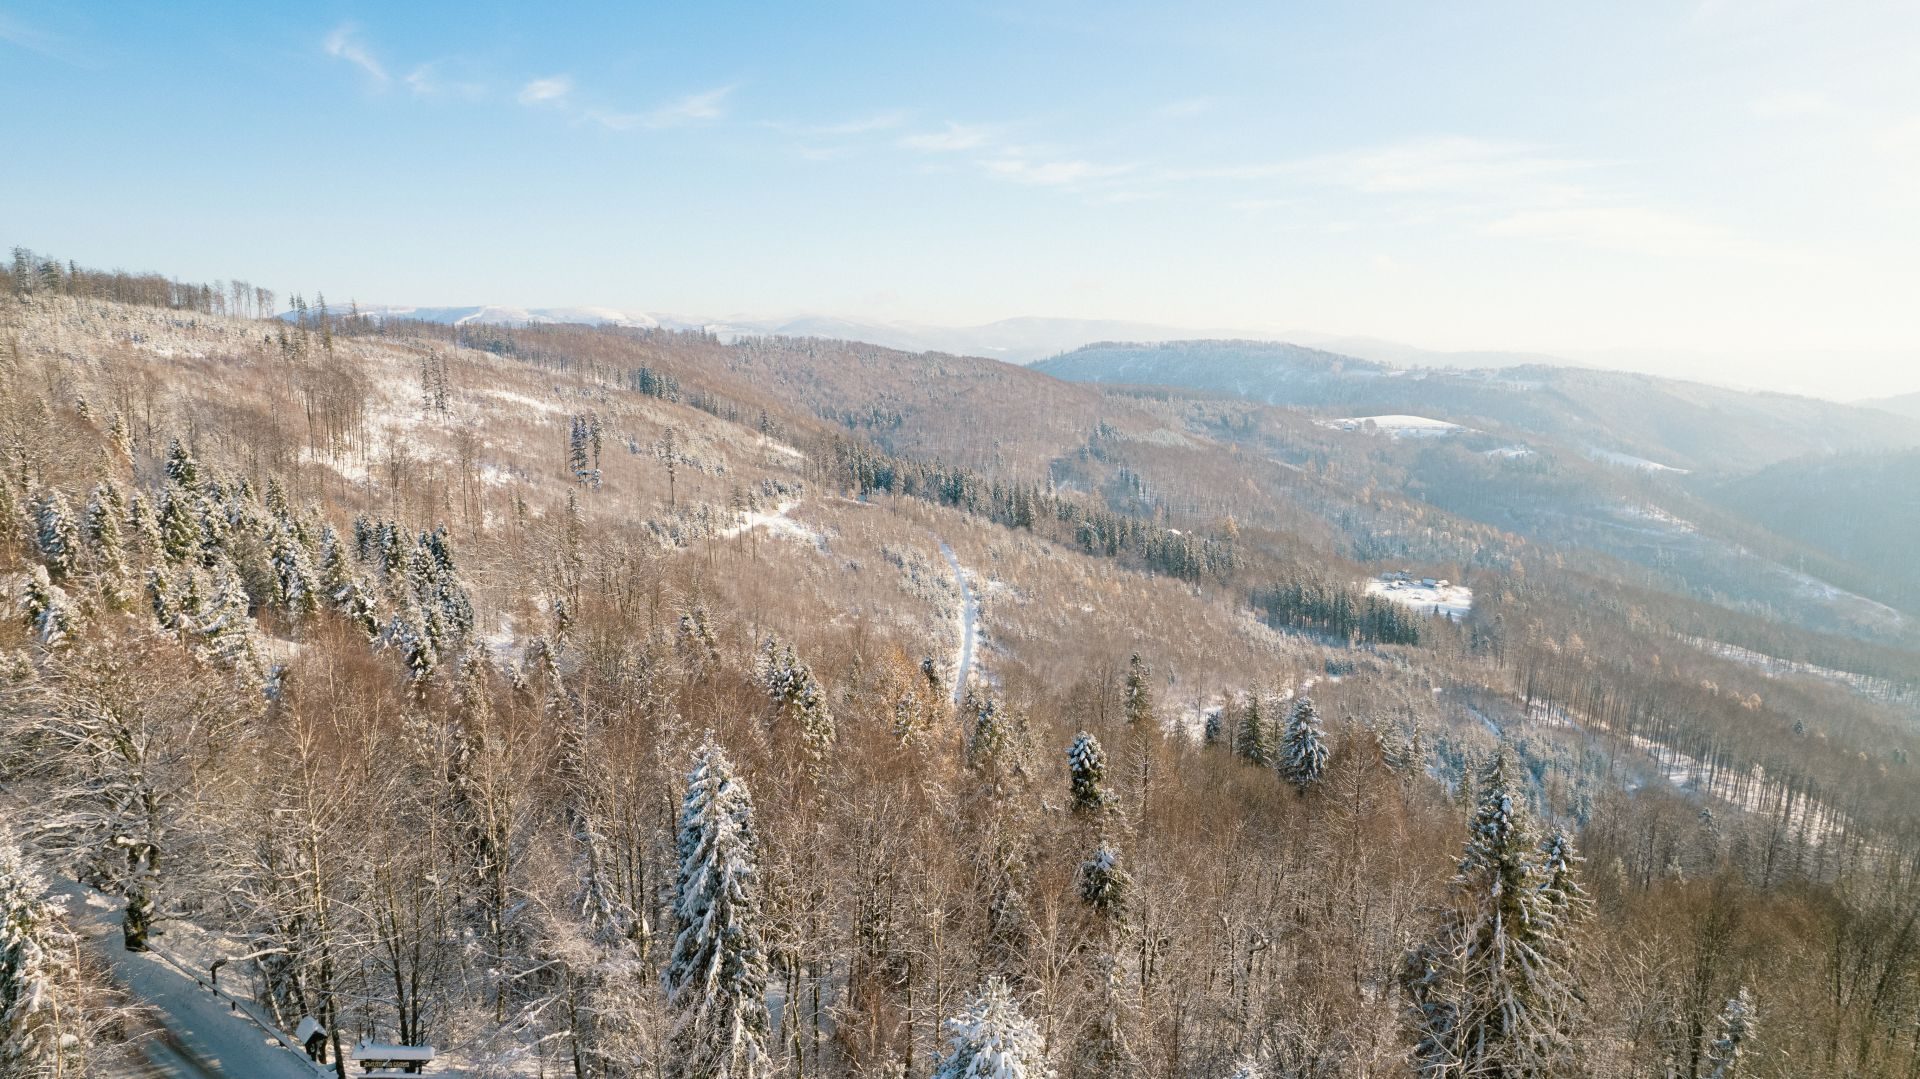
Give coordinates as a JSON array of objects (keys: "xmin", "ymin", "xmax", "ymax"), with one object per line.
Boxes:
[
  {"xmin": 268, "ymin": 520, "xmax": 320, "ymax": 621},
  {"xmin": 1234, "ymin": 693, "xmax": 1273, "ymax": 768},
  {"xmin": 932, "ymin": 977, "xmax": 1053, "ymax": 1079},
  {"xmin": 105, "ymin": 412, "xmax": 132, "ymax": 460},
  {"xmin": 1123, "ymin": 652, "xmax": 1154, "ymax": 730},
  {"xmin": 0, "ymin": 839, "xmax": 89, "ymax": 1075},
  {"xmin": 387, "ymin": 595, "xmax": 438, "ymax": 687},
  {"xmin": 676, "ymin": 603, "xmax": 721, "ymax": 669},
  {"xmin": 20, "ymin": 566, "xmax": 73, "ymax": 650},
  {"xmin": 29, "ymin": 488, "xmax": 78, "ymax": 582},
  {"xmin": 155, "ymin": 485, "xmax": 198, "ymax": 564},
  {"xmin": 664, "ymin": 740, "xmax": 770, "ymax": 1079},
  {"xmin": 1066, "ymin": 731, "xmax": 1110, "ymax": 815},
  {"xmin": 1703, "ymin": 987, "xmax": 1756, "ymax": 1079},
  {"xmin": 81, "ymin": 481, "xmax": 126, "ymax": 569},
  {"xmin": 965, "ymin": 692, "xmax": 1030, "ymax": 783},
  {"xmin": 191, "ymin": 562, "xmax": 268, "ymax": 686},
  {"xmin": 123, "ymin": 488, "xmax": 161, "ymax": 558},
  {"xmin": 759, "ymin": 639, "xmax": 835, "ymax": 762},
  {"xmin": 1278, "ymin": 696, "xmax": 1330, "ymax": 792},
  {"xmin": 1537, "ymin": 829, "xmax": 1592, "ymax": 925},
  {"xmin": 1077, "ymin": 840, "xmax": 1129, "ymax": 921},
  {"xmin": 1403, "ymin": 750, "xmax": 1579, "ymax": 1077},
  {"xmin": 162, "ymin": 437, "xmax": 198, "ymax": 488},
  {"xmin": 1202, "ymin": 706, "xmax": 1223, "ymax": 747}
]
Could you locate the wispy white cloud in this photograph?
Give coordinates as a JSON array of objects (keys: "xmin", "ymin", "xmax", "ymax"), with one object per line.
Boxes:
[
  {"xmin": 775, "ymin": 109, "xmax": 912, "ymax": 137},
  {"xmin": 517, "ymin": 75, "xmax": 574, "ymax": 107},
  {"xmin": 900, "ymin": 122, "xmax": 995, "ymax": 152},
  {"xmin": 981, "ymin": 157, "xmax": 1135, "ymax": 186},
  {"xmin": 404, "ymin": 61, "xmax": 485, "ymax": 100},
  {"xmin": 324, "ymin": 24, "xmax": 387, "ymax": 86},
  {"xmin": 0, "ymin": 12, "xmax": 71, "ymax": 61},
  {"xmin": 593, "ymin": 85, "xmax": 734, "ymax": 130},
  {"xmin": 1487, "ymin": 206, "xmax": 1741, "ymax": 257}
]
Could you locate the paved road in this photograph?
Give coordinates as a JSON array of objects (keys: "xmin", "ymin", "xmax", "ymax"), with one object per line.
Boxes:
[{"xmin": 52, "ymin": 880, "xmax": 324, "ymax": 1079}]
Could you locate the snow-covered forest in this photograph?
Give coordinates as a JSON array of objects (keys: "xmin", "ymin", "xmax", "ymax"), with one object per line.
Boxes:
[{"xmin": 2, "ymin": 252, "xmax": 1919, "ymax": 1078}]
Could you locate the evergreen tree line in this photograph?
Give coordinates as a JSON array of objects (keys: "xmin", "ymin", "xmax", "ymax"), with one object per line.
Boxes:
[
  {"xmin": 1255, "ymin": 577, "xmax": 1431, "ymax": 645},
  {"xmin": 825, "ymin": 439, "xmax": 1240, "ymax": 584}
]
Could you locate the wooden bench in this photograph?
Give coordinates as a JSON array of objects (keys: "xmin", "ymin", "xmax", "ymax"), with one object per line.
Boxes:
[{"xmin": 349, "ymin": 1040, "xmax": 435, "ymax": 1075}]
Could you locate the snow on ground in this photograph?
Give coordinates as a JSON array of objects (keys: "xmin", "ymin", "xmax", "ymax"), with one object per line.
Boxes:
[
  {"xmin": 1366, "ymin": 576, "xmax": 1473, "ymax": 620},
  {"xmin": 755, "ymin": 435, "xmax": 807, "ymax": 460},
  {"xmin": 1683, "ymin": 635, "xmax": 1919, "ymax": 705},
  {"xmin": 717, "ymin": 500, "xmax": 820, "ymax": 547},
  {"xmin": 1319, "ymin": 414, "xmax": 1468, "ymax": 438},
  {"xmin": 296, "ymin": 445, "xmax": 373, "ymax": 485},
  {"xmin": 1587, "ymin": 447, "xmax": 1689, "ymax": 473},
  {"xmin": 484, "ymin": 388, "xmax": 567, "ymax": 415},
  {"xmin": 1485, "ymin": 444, "xmax": 1535, "ymax": 459},
  {"xmin": 1524, "ymin": 700, "xmax": 1848, "ymax": 844},
  {"xmin": 1614, "ymin": 503, "xmax": 1697, "ymax": 534},
  {"xmin": 940, "ymin": 542, "xmax": 981, "ymax": 704}
]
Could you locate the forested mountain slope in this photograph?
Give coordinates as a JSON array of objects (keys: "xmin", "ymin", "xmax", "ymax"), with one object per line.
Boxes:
[
  {"xmin": 2, "ymin": 255, "xmax": 1919, "ymax": 1078},
  {"xmin": 1702, "ymin": 449, "xmax": 1920, "ymax": 615}
]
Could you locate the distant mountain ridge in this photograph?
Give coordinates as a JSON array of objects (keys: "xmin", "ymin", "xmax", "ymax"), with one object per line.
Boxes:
[
  {"xmin": 289, "ymin": 303, "xmax": 661, "ymax": 329},
  {"xmin": 1032, "ymin": 338, "xmax": 1920, "ymax": 474},
  {"xmin": 1861, "ymin": 391, "xmax": 1920, "ymax": 423}
]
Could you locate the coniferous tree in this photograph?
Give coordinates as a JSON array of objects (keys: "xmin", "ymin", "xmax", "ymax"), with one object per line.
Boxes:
[
  {"xmin": 664, "ymin": 740, "xmax": 771, "ymax": 1079},
  {"xmin": 1066, "ymin": 731, "xmax": 1110, "ymax": 814},
  {"xmin": 1537, "ymin": 830, "xmax": 1592, "ymax": 924},
  {"xmin": 192, "ymin": 562, "xmax": 268, "ymax": 685},
  {"xmin": 163, "ymin": 437, "xmax": 198, "ymax": 489},
  {"xmin": 81, "ymin": 481, "xmax": 126, "ymax": 570},
  {"xmin": 388, "ymin": 595, "xmax": 438, "ymax": 687},
  {"xmin": 124, "ymin": 489, "xmax": 161, "ymax": 557},
  {"xmin": 965, "ymin": 692, "xmax": 1028, "ymax": 781},
  {"xmin": 1123, "ymin": 652, "xmax": 1154, "ymax": 730},
  {"xmin": 1403, "ymin": 751, "xmax": 1580, "ymax": 1077},
  {"xmin": 932, "ymin": 977, "xmax": 1053, "ymax": 1079},
  {"xmin": 1703, "ymin": 987, "xmax": 1756, "ymax": 1079},
  {"xmin": 269, "ymin": 521, "xmax": 320, "ymax": 620},
  {"xmin": 760, "ymin": 638, "xmax": 835, "ymax": 762},
  {"xmin": 1278, "ymin": 696, "xmax": 1330, "ymax": 792},
  {"xmin": 20, "ymin": 566, "xmax": 73, "ymax": 650},
  {"xmin": 29, "ymin": 489, "xmax": 78, "ymax": 581},
  {"xmin": 1234, "ymin": 693, "xmax": 1273, "ymax": 767},
  {"xmin": 1077, "ymin": 841, "xmax": 1129, "ymax": 920}
]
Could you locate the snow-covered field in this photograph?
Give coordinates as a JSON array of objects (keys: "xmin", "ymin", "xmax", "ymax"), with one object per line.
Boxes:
[
  {"xmin": 1366, "ymin": 577, "xmax": 1473, "ymax": 620},
  {"xmin": 1587, "ymin": 447, "xmax": 1689, "ymax": 473},
  {"xmin": 1320, "ymin": 414, "xmax": 1467, "ymax": 438}
]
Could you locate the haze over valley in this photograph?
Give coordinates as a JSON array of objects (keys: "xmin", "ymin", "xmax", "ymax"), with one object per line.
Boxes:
[{"xmin": 4, "ymin": 3, "xmax": 1920, "ymax": 1078}]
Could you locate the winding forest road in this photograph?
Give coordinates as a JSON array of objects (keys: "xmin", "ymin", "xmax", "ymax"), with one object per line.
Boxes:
[
  {"xmin": 940, "ymin": 542, "xmax": 977, "ymax": 704},
  {"xmin": 53, "ymin": 880, "xmax": 323, "ymax": 1079}
]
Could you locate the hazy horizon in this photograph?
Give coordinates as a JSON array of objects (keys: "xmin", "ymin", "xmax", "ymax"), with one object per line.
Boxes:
[{"xmin": 5, "ymin": 1, "xmax": 1919, "ymax": 398}]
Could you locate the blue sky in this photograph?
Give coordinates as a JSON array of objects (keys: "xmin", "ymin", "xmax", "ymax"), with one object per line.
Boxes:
[{"xmin": 4, "ymin": 2, "xmax": 1919, "ymax": 396}]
